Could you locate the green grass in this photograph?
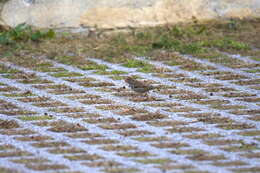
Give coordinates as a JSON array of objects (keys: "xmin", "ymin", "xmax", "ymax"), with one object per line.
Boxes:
[
  {"xmin": 35, "ymin": 62, "xmax": 53, "ymax": 68},
  {"xmin": 2, "ymin": 74, "xmax": 19, "ymax": 79},
  {"xmin": 1, "ymin": 18, "xmax": 259, "ymax": 70},
  {"xmin": 0, "ymin": 65, "xmax": 20, "ymax": 73},
  {"xmin": 201, "ymin": 39, "xmax": 250, "ymax": 50},
  {"xmin": 110, "ymin": 75, "xmax": 125, "ymax": 80},
  {"xmin": 52, "ymin": 56, "xmax": 76, "ymax": 65},
  {"xmin": 34, "ymin": 62, "xmax": 54, "ymax": 71},
  {"xmin": 52, "ymin": 55, "xmax": 108, "ymax": 71},
  {"xmin": 3, "ymin": 92, "xmax": 35, "ymax": 97},
  {"xmin": 110, "ymin": 70, "xmax": 127, "ymax": 75},
  {"xmin": 167, "ymin": 61, "xmax": 183, "ymax": 66},
  {"xmin": 94, "ymin": 70, "xmax": 127, "ymax": 75},
  {"xmin": 19, "ymin": 115, "xmax": 54, "ymax": 121},
  {"xmin": 152, "ymin": 37, "xmax": 206, "ymax": 54},
  {"xmin": 51, "ymin": 71, "xmax": 83, "ymax": 77},
  {"xmin": 251, "ymin": 57, "xmax": 260, "ymax": 61},
  {"xmin": 138, "ymin": 64, "xmax": 155, "ymax": 73},
  {"xmin": 245, "ymin": 69, "xmax": 260, "ymax": 73},
  {"xmin": 123, "ymin": 59, "xmax": 156, "ymax": 73},
  {"xmin": 123, "ymin": 59, "xmax": 147, "ymax": 68},
  {"xmin": 118, "ymin": 152, "xmax": 153, "ymax": 157},
  {"xmin": 137, "ymin": 158, "xmax": 171, "ymax": 164},
  {"xmin": 0, "ymin": 23, "xmax": 55, "ymax": 46},
  {"xmin": 80, "ymin": 64, "xmax": 108, "ymax": 71}
]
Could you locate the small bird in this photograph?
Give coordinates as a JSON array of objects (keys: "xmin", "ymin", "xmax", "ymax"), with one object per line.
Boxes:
[{"xmin": 124, "ymin": 76, "xmax": 155, "ymax": 94}]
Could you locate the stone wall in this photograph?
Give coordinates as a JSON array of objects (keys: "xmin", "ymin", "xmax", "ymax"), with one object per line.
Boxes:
[{"xmin": 1, "ymin": 0, "xmax": 260, "ymax": 29}]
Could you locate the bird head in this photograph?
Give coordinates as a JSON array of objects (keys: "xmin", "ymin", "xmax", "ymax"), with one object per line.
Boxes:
[{"xmin": 124, "ymin": 76, "xmax": 133, "ymax": 83}]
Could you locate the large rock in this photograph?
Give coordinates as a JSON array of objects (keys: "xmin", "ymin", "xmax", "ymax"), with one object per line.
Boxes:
[{"xmin": 1, "ymin": 0, "xmax": 260, "ymax": 29}]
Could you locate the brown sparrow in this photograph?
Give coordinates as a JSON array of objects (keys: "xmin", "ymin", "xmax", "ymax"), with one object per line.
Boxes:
[{"xmin": 124, "ymin": 76, "xmax": 155, "ymax": 93}]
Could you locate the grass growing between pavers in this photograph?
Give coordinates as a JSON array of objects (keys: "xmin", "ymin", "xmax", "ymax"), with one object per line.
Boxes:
[
  {"xmin": 50, "ymin": 71, "xmax": 83, "ymax": 78},
  {"xmin": 1, "ymin": 18, "xmax": 260, "ymax": 69},
  {"xmin": 3, "ymin": 91, "xmax": 35, "ymax": 97},
  {"xmin": 19, "ymin": 115, "xmax": 54, "ymax": 121},
  {"xmin": 136, "ymin": 158, "xmax": 172, "ymax": 164}
]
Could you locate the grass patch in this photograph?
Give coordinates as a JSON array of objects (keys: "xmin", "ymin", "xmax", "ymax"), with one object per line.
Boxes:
[
  {"xmin": 123, "ymin": 59, "xmax": 156, "ymax": 73},
  {"xmin": 3, "ymin": 91, "xmax": 35, "ymax": 97},
  {"xmin": 81, "ymin": 64, "xmax": 108, "ymax": 71},
  {"xmin": 94, "ymin": 70, "xmax": 126, "ymax": 75},
  {"xmin": 33, "ymin": 62, "xmax": 56, "ymax": 72},
  {"xmin": 0, "ymin": 18, "xmax": 259, "ymax": 71},
  {"xmin": 110, "ymin": 75, "xmax": 125, "ymax": 80},
  {"xmin": 19, "ymin": 115, "xmax": 54, "ymax": 121},
  {"xmin": 200, "ymin": 38, "xmax": 250, "ymax": 50},
  {"xmin": 138, "ymin": 64, "xmax": 156, "ymax": 73},
  {"xmin": 137, "ymin": 158, "xmax": 171, "ymax": 164},
  {"xmin": 123, "ymin": 59, "xmax": 147, "ymax": 68},
  {"xmin": 51, "ymin": 71, "xmax": 83, "ymax": 77},
  {"xmin": 251, "ymin": 57, "xmax": 260, "ymax": 61},
  {"xmin": 245, "ymin": 68, "xmax": 260, "ymax": 73},
  {"xmin": 152, "ymin": 37, "xmax": 206, "ymax": 54},
  {"xmin": 0, "ymin": 64, "xmax": 20, "ymax": 73},
  {"xmin": 52, "ymin": 56, "xmax": 108, "ymax": 71},
  {"xmin": 0, "ymin": 23, "xmax": 55, "ymax": 46},
  {"xmin": 110, "ymin": 70, "xmax": 127, "ymax": 74},
  {"xmin": 118, "ymin": 151, "xmax": 154, "ymax": 157}
]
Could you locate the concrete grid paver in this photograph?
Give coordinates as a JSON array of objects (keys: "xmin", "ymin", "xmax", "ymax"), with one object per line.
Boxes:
[{"xmin": 0, "ymin": 50, "xmax": 259, "ymax": 173}]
